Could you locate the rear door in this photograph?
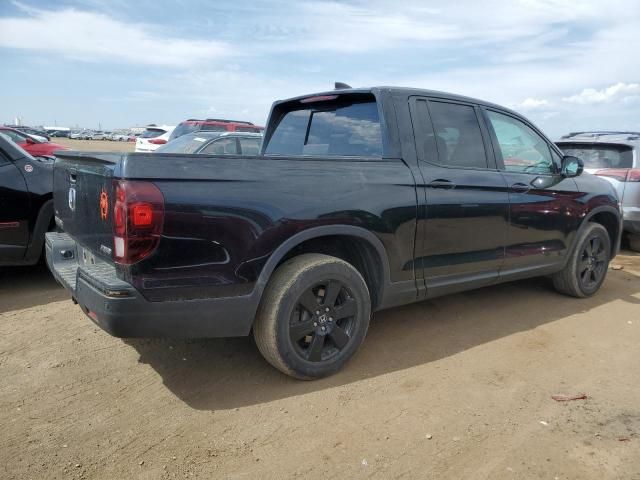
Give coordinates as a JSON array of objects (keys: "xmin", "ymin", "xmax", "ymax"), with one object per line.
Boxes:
[
  {"xmin": 0, "ymin": 153, "xmax": 30, "ymax": 262},
  {"xmin": 410, "ymin": 97, "xmax": 510, "ymax": 295},
  {"xmin": 482, "ymin": 108, "xmax": 579, "ymax": 275}
]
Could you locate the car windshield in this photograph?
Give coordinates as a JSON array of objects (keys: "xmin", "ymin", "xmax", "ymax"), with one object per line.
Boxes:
[
  {"xmin": 156, "ymin": 134, "xmax": 221, "ymax": 154},
  {"xmin": 557, "ymin": 143, "xmax": 634, "ymax": 169},
  {"xmin": 140, "ymin": 129, "xmax": 166, "ymax": 139}
]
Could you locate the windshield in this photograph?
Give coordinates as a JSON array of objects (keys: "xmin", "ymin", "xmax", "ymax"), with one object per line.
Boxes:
[
  {"xmin": 156, "ymin": 134, "xmax": 221, "ymax": 154},
  {"xmin": 140, "ymin": 128, "xmax": 166, "ymax": 139},
  {"xmin": 557, "ymin": 143, "xmax": 634, "ymax": 169}
]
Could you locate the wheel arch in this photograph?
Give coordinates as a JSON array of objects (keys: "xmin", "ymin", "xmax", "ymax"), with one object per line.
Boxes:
[
  {"xmin": 253, "ymin": 226, "xmax": 391, "ymax": 310},
  {"xmin": 23, "ymin": 198, "xmax": 54, "ymax": 264},
  {"xmin": 579, "ymin": 206, "xmax": 622, "ymax": 259}
]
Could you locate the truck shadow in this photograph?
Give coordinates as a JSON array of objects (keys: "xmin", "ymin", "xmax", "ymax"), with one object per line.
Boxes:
[
  {"xmin": 125, "ymin": 269, "xmax": 640, "ymax": 411},
  {"xmin": 0, "ymin": 262, "xmax": 66, "ymax": 314}
]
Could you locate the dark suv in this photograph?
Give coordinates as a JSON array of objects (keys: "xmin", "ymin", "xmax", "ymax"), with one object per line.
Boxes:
[
  {"xmin": 169, "ymin": 118, "xmax": 264, "ymax": 142},
  {"xmin": 47, "ymin": 86, "xmax": 621, "ymax": 379}
]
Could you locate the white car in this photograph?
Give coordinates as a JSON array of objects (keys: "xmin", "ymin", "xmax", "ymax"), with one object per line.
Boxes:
[
  {"xmin": 91, "ymin": 131, "xmax": 106, "ymax": 140},
  {"xmin": 135, "ymin": 126, "xmax": 175, "ymax": 152},
  {"xmin": 112, "ymin": 132, "xmax": 130, "ymax": 141}
]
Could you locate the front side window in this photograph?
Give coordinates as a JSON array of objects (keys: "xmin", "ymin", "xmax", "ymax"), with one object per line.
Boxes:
[
  {"xmin": 486, "ymin": 110, "xmax": 553, "ymax": 174},
  {"xmin": 265, "ymin": 97, "xmax": 383, "ymax": 157},
  {"xmin": 239, "ymin": 137, "xmax": 261, "ymax": 155},
  {"xmin": 200, "ymin": 137, "xmax": 238, "ymax": 155},
  {"xmin": 427, "ymin": 101, "xmax": 488, "ymax": 169}
]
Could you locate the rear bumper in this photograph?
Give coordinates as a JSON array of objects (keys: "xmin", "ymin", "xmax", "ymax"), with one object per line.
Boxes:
[
  {"xmin": 623, "ymin": 207, "xmax": 640, "ymax": 234},
  {"xmin": 45, "ymin": 232, "xmax": 257, "ymax": 338}
]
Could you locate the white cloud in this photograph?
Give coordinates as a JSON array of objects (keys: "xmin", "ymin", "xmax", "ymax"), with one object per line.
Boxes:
[
  {"xmin": 512, "ymin": 98, "xmax": 550, "ymax": 110},
  {"xmin": 0, "ymin": 3, "xmax": 231, "ymax": 67},
  {"xmin": 562, "ymin": 82, "xmax": 640, "ymax": 104}
]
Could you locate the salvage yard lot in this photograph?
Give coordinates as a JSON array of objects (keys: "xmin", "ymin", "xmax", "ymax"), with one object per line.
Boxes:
[{"xmin": 1, "ymin": 254, "xmax": 639, "ymax": 479}]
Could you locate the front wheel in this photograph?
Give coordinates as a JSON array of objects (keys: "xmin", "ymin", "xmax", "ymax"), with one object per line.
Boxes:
[
  {"xmin": 552, "ymin": 223, "xmax": 611, "ymax": 297},
  {"xmin": 253, "ymin": 254, "xmax": 371, "ymax": 379}
]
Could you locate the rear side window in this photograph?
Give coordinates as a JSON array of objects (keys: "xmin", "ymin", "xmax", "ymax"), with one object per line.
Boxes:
[
  {"xmin": 557, "ymin": 143, "xmax": 634, "ymax": 169},
  {"xmin": 200, "ymin": 138, "xmax": 238, "ymax": 155},
  {"xmin": 265, "ymin": 97, "xmax": 383, "ymax": 157},
  {"xmin": 427, "ymin": 101, "xmax": 488, "ymax": 169}
]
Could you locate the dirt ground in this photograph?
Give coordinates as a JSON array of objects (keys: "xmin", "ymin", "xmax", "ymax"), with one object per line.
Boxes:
[
  {"xmin": 1, "ymin": 252, "xmax": 639, "ymax": 480},
  {"xmin": 55, "ymin": 138, "xmax": 135, "ymax": 153}
]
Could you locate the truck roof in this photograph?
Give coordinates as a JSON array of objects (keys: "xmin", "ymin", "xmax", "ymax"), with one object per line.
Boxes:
[{"xmin": 275, "ymin": 86, "xmax": 523, "ymax": 118}]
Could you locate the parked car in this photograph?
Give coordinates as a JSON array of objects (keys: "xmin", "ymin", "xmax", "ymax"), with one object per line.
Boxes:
[
  {"xmin": 135, "ymin": 126, "xmax": 175, "ymax": 152},
  {"xmin": 116, "ymin": 132, "xmax": 132, "ymax": 141},
  {"xmin": 0, "ymin": 133, "xmax": 55, "ymax": 266},
  {"xmin": 155, "ymin": 132, "xmax": 262, "ymax": 155},
  {"xmin": 0, "ymin": 126, "xmax": 69, "ymax": 157},
  {"xmin": 91, "ymin": 131, "xmax": 107, "ymax": 141},
  {"xmin": 168, "ymin": 118, "xmax": 263, "ymax": 142},
  {"xmin": 557, "ymin": 131, "xmax": 640, "ymax": 251},
  {"xmin": 6, "ymin": 125, "xmax": 50, "ymax": 141},
  {"xmin": 47, "ymin": 85, "xmax": 621, "ymax": 379}
]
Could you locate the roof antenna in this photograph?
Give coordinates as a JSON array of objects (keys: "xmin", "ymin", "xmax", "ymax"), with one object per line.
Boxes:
[{"xmin": 334, "ymin": 82, "xmax": 352, "ymax": 90}]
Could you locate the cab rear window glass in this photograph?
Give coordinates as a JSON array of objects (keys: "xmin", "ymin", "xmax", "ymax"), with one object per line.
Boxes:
[
  {"xmin": 556, "ymin": 143, "xmax": 634, "ymax": 169},
  {"xmin": 265, "ymin": 97, "xmax": 382, "ymax": 157}
]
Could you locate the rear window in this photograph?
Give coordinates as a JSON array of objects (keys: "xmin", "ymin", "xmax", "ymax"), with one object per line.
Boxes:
[
  {"xmin": 156, "ymin": 134, "xmax": 219, "ymax": 154},
  {"xmin": 235, "ymin": 126, "xmax": 262, "ymax": 133},
  {"xmin": 264, "ymin": 96, "xmax": 383, "ymax": 157},
  {"xmin": 557, "ymin": 143, "xmax": 634, "ymax": 169},
  {"xmin": 170, "ymin": 122, "xmax": 200, "ymax": 141},
  {"xmin": 140, "ymin": 128, "xmax": 166, "ymax": 139},
  {"xmin": 201, "ymin": 124, "xmax": 227, "ymax": 132}
]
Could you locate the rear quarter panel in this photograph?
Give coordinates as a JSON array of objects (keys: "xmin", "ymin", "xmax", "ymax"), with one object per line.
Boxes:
[{"xmin": 122, "ymin": 154, "xmax": 418, "ymax": 301}]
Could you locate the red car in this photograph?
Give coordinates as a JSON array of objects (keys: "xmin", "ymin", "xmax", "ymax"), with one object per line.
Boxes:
[{"xmin": 0, "ymin": 127, "xmax": 69, "ymax": 156}]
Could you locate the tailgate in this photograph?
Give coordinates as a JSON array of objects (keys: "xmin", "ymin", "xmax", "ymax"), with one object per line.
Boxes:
[{"xmin": 54, "ymin": 152, "xmax": 121, "ymax": 261}]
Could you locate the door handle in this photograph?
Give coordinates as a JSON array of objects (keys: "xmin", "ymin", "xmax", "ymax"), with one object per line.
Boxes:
[
  {"xmin": 428, "ymin": 179, "xmax": 456, "ymax": 189},
  {"xmin": 510, "ymin": 182, "xmax": 530, "ymax": 193}
]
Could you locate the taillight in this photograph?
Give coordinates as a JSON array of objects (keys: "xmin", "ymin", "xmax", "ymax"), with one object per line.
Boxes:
[
  {"xmin": 112, "ymin": 180, "xmax": 164, "ymax": 264},
  {"xmin": 148, "ymin": 138, "xmax": 167, "ymax": 145},
  {"xmin": 594, "ymin": 168, "xmax": 640, "ymax": 182}
]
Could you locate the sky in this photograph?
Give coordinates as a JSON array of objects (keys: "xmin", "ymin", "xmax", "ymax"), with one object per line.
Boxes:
[{"xmin": 0, "ymin": 0, "xmax": 639, "ymax": 138}]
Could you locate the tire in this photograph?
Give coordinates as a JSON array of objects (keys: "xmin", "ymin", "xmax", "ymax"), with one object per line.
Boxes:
[
  {"xmin": 552, "ymin": 223, "xmax": 611, "ymax": 298},
  {"xmin": 628, "ymin": 234, "xmax": 640, "ymax": 253},
  {"xmin": 253, "ymin": 253, "xmax": 371, "ymax": 380}
]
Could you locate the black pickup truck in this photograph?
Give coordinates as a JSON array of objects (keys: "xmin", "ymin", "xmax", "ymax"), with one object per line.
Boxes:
[
  {"xmin": 0, "ymin": 135, "xmax": 55, "ymax": 266},
  {"xmin": 46, "ymin": 86, "xmax": 621, "ymax": 379}
]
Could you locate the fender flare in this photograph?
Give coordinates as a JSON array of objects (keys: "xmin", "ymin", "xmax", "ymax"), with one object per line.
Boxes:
[{"xmin": 251, "ymin": 225, "xmax": 392, "ymax": 304}]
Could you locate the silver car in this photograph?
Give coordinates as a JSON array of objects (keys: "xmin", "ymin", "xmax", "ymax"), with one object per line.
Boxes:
[{"xmin": 557, "ymin": 131, "xmax": 640, "ymax": 251}]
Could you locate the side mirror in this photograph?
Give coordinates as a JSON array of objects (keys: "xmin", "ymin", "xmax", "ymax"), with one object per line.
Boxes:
[
  {"xmin": 25, "ymin": 137, "xmax": 36, "ymax": 144},
  {"xmin": 561, "ymin": 155, "xmax": 583, "ymax": 177}
]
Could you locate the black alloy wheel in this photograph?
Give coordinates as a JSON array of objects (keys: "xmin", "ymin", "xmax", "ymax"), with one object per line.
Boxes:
[{"xmin": 289, "ymin": 280, "xmax": 358, "ymax": 363}]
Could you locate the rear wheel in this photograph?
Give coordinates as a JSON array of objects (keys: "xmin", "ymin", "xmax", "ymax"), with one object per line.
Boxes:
[
  {"xmin": 253, "ymin": 254, "xmax": 371, "ymax": 379},
  {"xmin": 552, "ymin": 223, "xmax": 610, "ymax": 297}
]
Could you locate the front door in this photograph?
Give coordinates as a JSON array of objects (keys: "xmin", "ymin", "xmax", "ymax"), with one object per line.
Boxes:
[
  {"xmin": 410, "ymin": 98, "xmax": 510, "ymax": 296},
  {"xmin": 482, "ymin": 108, "xmax": 580, "ymax": 276},
  {"xmin": 0, "ymin": 156, "xmax": 30, "ymax": 263}
]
